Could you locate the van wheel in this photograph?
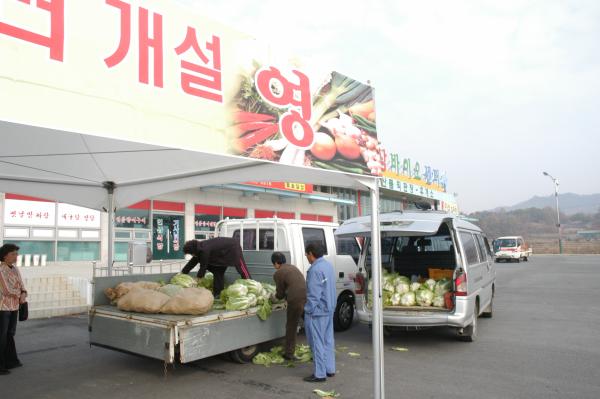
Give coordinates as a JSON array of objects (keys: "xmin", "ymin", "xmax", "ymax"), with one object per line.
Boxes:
[
  {"xmin": 514, "ymin": 258, "xmax": 520, "ymax": 263},
  {"xmin": 229, "ymin": 345, "xmax": 259, "ymax": 363},
  {"xmin": 523, "ymin": 257, "xmax": 528, "ymax": 262},
  {"xmin": 459, "ymin": 304, "xmax": 479, "ymax": 342},
  {"xmin": 334, "ymin": 294, "xmax": 354, "ymax": 332},
  {"xmin": 481, "ymin": 295, "xmax": 493, "ymax": 318}
]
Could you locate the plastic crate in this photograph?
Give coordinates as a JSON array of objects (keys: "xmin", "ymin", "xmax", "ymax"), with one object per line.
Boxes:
[{"xmin": 428, "ymin": 268, "xmax": 454, "ymax": 280}]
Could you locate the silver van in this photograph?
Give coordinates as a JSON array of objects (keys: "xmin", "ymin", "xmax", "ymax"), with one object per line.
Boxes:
[{"xmin": 336, "ymin": 210, "xmax": 496, "ymax": 341}]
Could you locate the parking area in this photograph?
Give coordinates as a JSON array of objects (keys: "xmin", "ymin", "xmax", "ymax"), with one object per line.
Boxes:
[{"xmin": 3, "ymin": 255, "xmax": 600, "ymax": 399}]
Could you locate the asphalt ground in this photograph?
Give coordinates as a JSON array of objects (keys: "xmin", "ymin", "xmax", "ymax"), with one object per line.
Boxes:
[{"xmin": 2, "ymin": 255, "xmax": 599, "ymax": 399}]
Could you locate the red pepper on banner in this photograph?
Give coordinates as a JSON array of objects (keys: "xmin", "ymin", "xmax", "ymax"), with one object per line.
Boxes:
[
  {"xmin": 174, "ymin": 27, "xmax": 223, "ymax": 103},
  {"xmin": 104, "ymin": 0, "xmax": 164, "ymax": 87},
  {"xmin": 255, "ymin": 67, "xmax": 314, "ymax": 148},
  {"xmin": 0, "ymin": 0, "xmax": 64, "ymax": 61}
]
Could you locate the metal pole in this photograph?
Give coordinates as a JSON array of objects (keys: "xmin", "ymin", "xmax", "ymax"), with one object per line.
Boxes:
[
  {"xmin": 554, "ymin": 179, "xmax": 562, "ymax": 254},
  {"xmin": 104, "ymin": 182, "xmax": 116, "ymax": 276},
  {"xmin": 370, "ymin": 185, "xmax": 385, "ymax": 399}
]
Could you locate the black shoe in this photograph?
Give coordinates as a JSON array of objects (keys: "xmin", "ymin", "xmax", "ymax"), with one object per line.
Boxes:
[
  {"xmin": 327, "ymin": 373, "xmax": 335, "ymax": 377},
  {"xmin": 303, "ymin": 375, "xmax": 326, "ymax": 383},
  {"xmin": 0, "ymin": 369, "xmax": 10, "ymax": 375},
  {"xmin": 7, "ymin": 362, "xmax": 23, "ymax": 369}
]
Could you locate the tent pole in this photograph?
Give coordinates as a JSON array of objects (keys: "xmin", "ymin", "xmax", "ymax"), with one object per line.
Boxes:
[
  {"xmin": 104, "ymin": 182, "xmax": 116, "ymax": 276},
  {"xmin": 370, "ymin": 185, "xmax": 385, "ymax": 399}
]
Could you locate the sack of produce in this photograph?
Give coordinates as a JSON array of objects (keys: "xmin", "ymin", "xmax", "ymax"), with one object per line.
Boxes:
[
  {"xmin": 400, "ymin": 292, "xmax": 416, "ymax": 306},
  {"xmin": 432, "ymin": 295, "xmax": 445, "ymax": 307},
  {"xmin": 226, "ymin": 283, "xmax": 248, "ymax": 298},
  {"xmin": 105, "ymin": 281, "xmax": 161, "ymax": 304},
  {"xmin": 225, "ymin": 295, "xmax": 253, "ymax": 311},
  {"xmin": 158, "ymin": 284, "xmax": 184, "ymax": 297},
  {"xmin": 170, "ymin": 273, "xmax": 197, "ymax": 288},
  {"xmin": 415, "ymin": 288, "xmax": 434, "ymax": 306},
  {"xmin": 235, "ymin": 279, "xmax": 263, "ymax": 296},
  {"xmin": 160, "ymin": 287, "xmax": 214, "ymax": 315},
  {"xmin": 117, "ymin": 288, "xmax": 171, "ymax": 313},
  {"xmin": 410, "ymin": 282, "xmax": 422, "ymax": 292}
]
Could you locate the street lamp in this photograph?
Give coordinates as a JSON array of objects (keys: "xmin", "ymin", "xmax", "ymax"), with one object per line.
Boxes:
[{"xmin": 542, "ymin": 171, "xmax": 562, "ymax": 254}]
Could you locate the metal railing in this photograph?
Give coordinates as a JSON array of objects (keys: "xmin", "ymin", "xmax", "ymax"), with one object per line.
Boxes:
[{"xmin": 92, "ymin": 260, "xmax": 187, "ymax": 278}]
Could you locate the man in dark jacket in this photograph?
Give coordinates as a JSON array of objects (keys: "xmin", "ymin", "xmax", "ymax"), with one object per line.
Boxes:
[
  {"xmin": 182, "ymin": 237, "xmax": 251, "ymax": 296},
  {"xmin": 271, "ymin": 251, "xmax": 307, "ymax": 360}
]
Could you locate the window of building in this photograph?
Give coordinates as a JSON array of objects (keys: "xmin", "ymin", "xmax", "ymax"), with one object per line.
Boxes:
[
  {"xmin": 9, "ymin": 240, "xmax": 55, "ymax": 262},
  {"xmin": 57, "ymin": 241, "xmax": 100, "ymax": 261}
]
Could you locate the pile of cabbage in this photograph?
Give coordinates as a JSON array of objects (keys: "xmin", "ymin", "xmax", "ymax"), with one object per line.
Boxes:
[
  {"xmin": 252, "ymin": 344, "xmax": 312, "ymax": 367},
  {"xmin": 368, "ymin": 273, "xmax": 452, "ymax": 308},
  {"xmin": 218, "ymin": 279, "xmax": 279, "ymax": 320}
]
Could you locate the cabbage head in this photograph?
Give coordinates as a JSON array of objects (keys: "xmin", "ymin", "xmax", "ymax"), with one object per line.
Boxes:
[
  {"xmin": 434, "ymin": 279, "xmax": 452, "ymax": 296},
  {"xmin": 415, "ymin": 288, "xmax": 434, "ymax": 306},
  {"xmin": 247, "ymin": 293, "xmax": 258, "ymax": 307},
  {"xmin": 382, "ymin": 290, "xmax": 393, "ymax": 307},
  {"xmin": 395, "ymin": 276, "xmax": 411, "ymax": 285},
  {"xmin": 383, "ymin": 279, "xmax": 395, "ymax": 292},
  {"xmin": 400, "ymin": 292, "xmax": 416, "ymax": 306},
  {"xmin": 257, "ymin": 300, "xmax": 272, "ymax": 320},
  {"xmin": 424, "ymin": 278, "xmax": 436, "ymax": 291},
  {"xmin": 390, "ymin": 293, "xmax": 402, "ymax": 306},
  {"xmin": 432, "ymin": 295, "xmax": 445, "ymax": 307},
  {"xmin": 225, "ymin": 296, "xmax": 252, "ymax": 311},
  {"xmin": 226, "ymin": 283, "xmax": 248, "ymax": 298},
  {"xmin": 395, "ymin": 281, "xmax": 410, "ymax": 295},
  {"xmin": 235, "ymin": 279, "xmax": 263, "ymax": 296},
  {"xmin": 198, "ymin": 272, "xmax": 214, "ymax": 290},
  {"xmin": 170, "ymin": 273, "xmax": 196, "ymax": 288},
  {"xmin": 410, "ymin": 282, "xmax": 422, "ymax": 292}
]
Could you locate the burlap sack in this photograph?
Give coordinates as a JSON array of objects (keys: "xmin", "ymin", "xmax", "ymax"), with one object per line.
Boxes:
[
  {"xmin": 105, "ymin": 281, "xmax": 162, "ymax": 303},
  {"xmin": 117, "ymin": 288, "xmax": 171, "ymax": 313},
  {"xmin": 160, "ymin": 287, "xmax": 214, "ymax": 315}
]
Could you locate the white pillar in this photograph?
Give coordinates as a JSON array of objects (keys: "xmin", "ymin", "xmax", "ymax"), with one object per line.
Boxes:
[{"xmin": 370, "ymin": 185, "xmax": 385, "ymax": 399}]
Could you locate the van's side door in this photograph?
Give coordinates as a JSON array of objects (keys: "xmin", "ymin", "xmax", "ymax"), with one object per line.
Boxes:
[
  {"xmin": 458, "ymin": 230, "xmax": 486, "ymax": 304},
  {"xmin": 475, "ymin": 234, "xmax": 494, "ymax": 308}
]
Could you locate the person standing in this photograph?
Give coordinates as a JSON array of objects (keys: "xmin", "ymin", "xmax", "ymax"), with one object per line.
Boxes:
[
  {"xmin": 181, "ymin": 237, "xmax": 251, "ymax": 296},
  {"xmin": 303, "ymin": 243, "xmax": 336, "ymax": 383},
  {"xmin": 271, "ymin": 252, "xmax": 307, "ymax": 361},
  {"xmin": 0, "ymin": 244, "xmax": 27, "ymax": 375}
]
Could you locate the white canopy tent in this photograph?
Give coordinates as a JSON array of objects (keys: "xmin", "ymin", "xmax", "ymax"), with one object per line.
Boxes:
[{"xmin": 0, "ymin": 119, "xmax": 387, "ymax": 398}]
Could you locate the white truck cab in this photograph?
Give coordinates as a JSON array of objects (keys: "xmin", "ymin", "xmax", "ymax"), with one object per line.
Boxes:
[
  {"xmin": 493, "ymin": 236, "xmax": 532, "ymax": 262},
  {"xmin": 216, "ymin": 218, "xmax": 361, "ymax": 331}
]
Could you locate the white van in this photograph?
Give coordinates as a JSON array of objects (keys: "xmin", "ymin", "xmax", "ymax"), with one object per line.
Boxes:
[
  {"xmin": 493, "ymin": 236, "xmax": 532, "ymax": 262},
  {"xmin": 216, "ymin": 218, "xmax": 361, "ymax": 331},
  {"xmin": 336, "ymin": 210, "xmax": 496, "ymax": 341}
]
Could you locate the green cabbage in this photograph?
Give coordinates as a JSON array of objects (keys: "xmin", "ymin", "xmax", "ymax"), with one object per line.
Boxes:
[
  {"xmin": 400, "ymin": 292, "xmax": 416, "ymax": 306},
  {"xmin": 198, "ymin": 272, "xmax": 214, "ymax": 290},
  {"xmin": 263, "ymin": 283, "xmax": 276, "ymax": 295},
  {"xmin": 395, "ymin": 281, "xmax": 410, "ymax": 294},
  {"xmin": 226, "ymin": 283, "xmax": 248, "ymax": 298},
  {"xmin": 390, "ymin": 293, "xmax": 401, "ymax": 306},
  {"xmin": 424, "ymin": 278, "xmax": 436, "ymax": 291},
  {"xmin": 395, "ymin": 276, "xmax": 411, "ymax": 285},
  {"xmin": 170, "ymin": 273, "xmax": 197, "ymax": 288},
  {"xmin": 434, "ymin": 279, "xmax": 452, "ymax": 296},
  {"xmin": 235, "ymin": 279, "xmax": 263, "ymax": 296},
  {"xmin": 225, "ymin": 295, "xmax": 252, "ymax": 311},
  {"xmin": 410, "ymin": 282, "xmax": 422, "ymax": 292},
  {"xmin": 415, "ymin": 288, "xmax": 434, "ymax": 306},
  {"xmin": 158, "ymin": 284, "xmax": 184, "ymax": 297},
  {"xmin": 432, "ymin": 295, "xmax": 445, "ymax": 307},
  {"xmin": 257, "ymin": 300, "xmax": 272, "ymax": 320},
  {"xmin": 247, "ymin": 293, "xmax": 258, "ymax": 307},
  {"xmin": 294, "ymin": 344, "xmax": 313, "ymax": 362}
]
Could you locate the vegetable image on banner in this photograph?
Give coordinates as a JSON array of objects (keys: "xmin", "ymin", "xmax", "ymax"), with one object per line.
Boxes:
[{"xmin": 227, "ymin": 64, "xmax": 386, "ymax": 176}]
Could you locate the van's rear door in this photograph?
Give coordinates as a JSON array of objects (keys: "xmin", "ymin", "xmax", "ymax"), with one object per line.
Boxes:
[{"xmin": 335, "ymin": 212, "xmax": 451, "ymax": 238}]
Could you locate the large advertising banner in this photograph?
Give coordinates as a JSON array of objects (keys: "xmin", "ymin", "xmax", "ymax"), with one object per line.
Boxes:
[{"xmin": 0, "ymin": 0, "xmax": 385, "ymax": 177}]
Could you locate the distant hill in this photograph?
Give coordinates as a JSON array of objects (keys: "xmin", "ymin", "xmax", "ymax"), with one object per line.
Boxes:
[{"xmin": 493, "ymin": 193, "xmax": 600, "ymax": 215}]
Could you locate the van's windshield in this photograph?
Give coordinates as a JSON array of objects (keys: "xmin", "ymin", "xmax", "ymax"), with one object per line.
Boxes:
[{"xmin": 494, "ymin": 239, "xmax": 517, "ymax": 250}]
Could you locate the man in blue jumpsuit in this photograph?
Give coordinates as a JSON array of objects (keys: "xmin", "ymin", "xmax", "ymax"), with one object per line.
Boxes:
[{"xmin": 303, "ymin": 243, "xmax": 336, "ymax": 383}]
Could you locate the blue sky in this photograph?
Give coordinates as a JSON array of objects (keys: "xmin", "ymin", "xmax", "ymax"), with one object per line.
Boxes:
[{"xmin": 179, "ymin": 0, "xmax": 600, "ymax": 212}]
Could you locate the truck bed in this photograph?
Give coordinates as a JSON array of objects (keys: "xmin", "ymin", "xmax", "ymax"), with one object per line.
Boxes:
[{"xmin": 89, "ymin": 273, "xmax": 287, "ymax": 364}]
